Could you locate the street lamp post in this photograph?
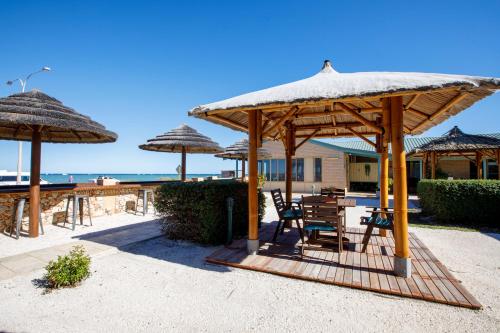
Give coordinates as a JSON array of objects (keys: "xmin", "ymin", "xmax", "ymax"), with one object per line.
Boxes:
[{"xmin": 6, "ymin": 67, "xmax": 51, "ymax": 184}]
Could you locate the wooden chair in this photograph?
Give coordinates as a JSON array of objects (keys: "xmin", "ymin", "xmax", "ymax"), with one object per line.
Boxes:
[
  {"xmin": 360, "ymin": 208, "xmax": 394, "ymax": 253},
  {"xmin": 300, "ymin": 195, "xmax": 344, "ymax": 257},
  {"xmin": 270, "ymin": 189, "xmax": 304, "ymax": 242}
]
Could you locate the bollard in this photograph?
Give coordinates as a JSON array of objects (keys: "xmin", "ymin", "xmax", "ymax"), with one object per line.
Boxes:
[{"xmin": 226, "ymin": 197, "xmax": 234, "ymax": 245}]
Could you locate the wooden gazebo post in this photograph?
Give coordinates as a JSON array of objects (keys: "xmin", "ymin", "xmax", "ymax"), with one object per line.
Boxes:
[
  {"xmin": 431, "ymin": 151, "xmax": 437, "ymax": 179},
  {"xmin": 285, "ymin": 123, "xmax": 296, "ymax": 204},
  {"xmin": 247, "ymin": 110, "xmax": 261, "ymax": 254},
  {"xmin": 28, "ymin": 126, "xmax": 42, "ymax": 238},
  {"xmin": 379, "ymin": 99, "xmax": 391, "ymax": 237},
  {"xmin": 389, "ymin": 96, "xmax": 411, "ymax": 277}
]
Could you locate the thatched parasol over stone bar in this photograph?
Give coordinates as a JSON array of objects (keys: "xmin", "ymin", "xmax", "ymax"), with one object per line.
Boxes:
[{"xmin": 0, "ymin": 90, "xmax": 118, "ymax": 237}]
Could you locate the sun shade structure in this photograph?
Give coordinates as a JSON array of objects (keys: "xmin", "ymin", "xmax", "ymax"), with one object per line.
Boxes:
[
  {"xmin": 215, "ymin": 139, "xmax": 272, "ymax": 180},
  {"xmin": 190, "ymin": 59, "xmax": 500, "ymax": 279},
  {"xmin": 139, "ymin": 124, "xmax": 223, "ymax": 181},
  {"xmin": 0, "ymin": 90, "xmax": 118, "ymax": 237},
  {"xmin": 409, "ymin": 126, "xmax": 500, "ymax": 179}
]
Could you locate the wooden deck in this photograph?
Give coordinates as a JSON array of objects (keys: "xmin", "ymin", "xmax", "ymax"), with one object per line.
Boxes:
[{"xmin": 206, "ymin": 223, "xmax": 481, "ymax": 310}]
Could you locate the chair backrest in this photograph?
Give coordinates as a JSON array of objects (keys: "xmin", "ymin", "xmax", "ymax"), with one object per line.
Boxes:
[
  {"xmin": 301, "ymin": 195, "xmax": 340, "ymax": 227},
  {"xmin": 270, "ymin": 188, "xmax": 287, "ymax": 215}
]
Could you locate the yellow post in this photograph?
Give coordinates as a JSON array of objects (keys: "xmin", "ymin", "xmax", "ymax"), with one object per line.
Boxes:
[
  {"xmin": 379, "ymin": 98, "xmax": 391, "ymax": 237},
  {"xmin": 247, "ymin": 110, "xmax": 260, "ymax": 254},
  {"xmin": 390, "ymin": 96, "xmax": 411, "ymax": 278},
  {"xmin": 285, "ymin": 124, "xmax": 295, "ymax": 204}
]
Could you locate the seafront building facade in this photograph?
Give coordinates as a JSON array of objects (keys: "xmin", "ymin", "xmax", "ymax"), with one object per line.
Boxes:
[{"xmin": 258, "ymin": 133, "xmax": 500, "ymax": 193}]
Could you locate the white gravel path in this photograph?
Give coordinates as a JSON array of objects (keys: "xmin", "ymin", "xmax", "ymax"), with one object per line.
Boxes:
[{"xmin": 0, "ymin": 194, "xmax": 499, "ymax": 332}]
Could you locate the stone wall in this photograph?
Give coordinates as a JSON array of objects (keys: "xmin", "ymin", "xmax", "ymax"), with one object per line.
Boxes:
[{"xmin": 0, "ymin": 183, "xmax": 161, "ymax": 233}]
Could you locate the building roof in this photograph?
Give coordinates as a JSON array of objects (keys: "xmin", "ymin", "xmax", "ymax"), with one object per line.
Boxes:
[{"xmin": 310, "ymin": 130, "xmax": 500, "ymax": 158}]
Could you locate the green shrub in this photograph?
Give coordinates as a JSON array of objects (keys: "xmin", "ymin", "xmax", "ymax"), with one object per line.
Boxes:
[
  {"xmin": 417, "ymin": 179, "xmax": 500, "ymax": 227},
  {"xmin": 155, "ymin": 180, "xmax": 266, "ymax": 245},
  {"xmin": 44, "ymin": 246, "xmax": 91, "ymax": 289}
]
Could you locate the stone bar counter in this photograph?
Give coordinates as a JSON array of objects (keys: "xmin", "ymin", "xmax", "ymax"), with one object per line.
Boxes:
[{"xmin": 0, "ymin": 181, "xmax": 170, "ymax": 233}]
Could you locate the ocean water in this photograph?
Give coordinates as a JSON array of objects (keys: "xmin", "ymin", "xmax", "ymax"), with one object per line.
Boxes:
[{"xmin": 41, "ymin": 173, "xmax": 217, "ymax": 184}]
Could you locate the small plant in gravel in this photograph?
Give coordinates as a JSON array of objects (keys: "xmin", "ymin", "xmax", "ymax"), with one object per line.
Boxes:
[{"xmin": 44, "ymin": 245, "xmax": 91, "ymax": 289}]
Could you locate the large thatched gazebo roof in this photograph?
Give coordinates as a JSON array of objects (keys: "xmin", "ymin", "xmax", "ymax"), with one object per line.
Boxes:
[
  {"xmin": 0, "ymin": 90, "xmax": 117, "ymax": 143},
  {"xmin": 190, "ymin": 60, "xmax": 500, "ymax": 139}
]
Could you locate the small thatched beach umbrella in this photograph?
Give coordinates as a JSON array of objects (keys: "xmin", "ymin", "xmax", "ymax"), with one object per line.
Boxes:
[
  {"xmin": 215, "ymin": 139, "xmax": 272, "ymax": 180},
  {"xmin": 139, "ymin": 124, "xmax": 223, "ymax": 181},
  {"xmin": 0, "ymin": 90, "xmax": 117, "ymax": 237},
  {"xmin": 410, "ymin": 126, "xmax": 500, "ymax": 179},
  {"xmin": 190, "ymin": 59, "xmax": 500, "ymax": 277}
]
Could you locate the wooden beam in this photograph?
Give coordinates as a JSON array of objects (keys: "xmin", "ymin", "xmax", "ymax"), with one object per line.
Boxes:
[
  {"xmin": 411, "ymin": 92, "xmax": 469, "ymax": 133},
  {"xmin": 208, "ymin": 114, "xmax": 248, "ymax": 132},
  {"xmin": 336, "ymin": 102, "xmax": 383, "ymax": 134},
  {"xmin": 262, "ymin": 106, "xmax": 299, "ymax": 137},
  {"xmin": 406, "ymin": 107, "xmax": 430, "ymax": 119},
  {"xmin": 346, "ymin": 127, "xmax": 376, "ymax": 147},
  {"xmin": 256, "ymin": 109, "xmax": 262, "ymax": 148},
  {"xmin": 294, "ymin": 122, "xmax": 364, "ymax": 131},
  {"xmin": 295, "ymin": 132, "xmax": 379, "ymax": 138},
  {"xmin": 295, "ymin": 129, "xmax": 320, "ymax": 151},
  {"xmin": 405, "ymin": 94, "xmax": 420, "ymax": 110}
]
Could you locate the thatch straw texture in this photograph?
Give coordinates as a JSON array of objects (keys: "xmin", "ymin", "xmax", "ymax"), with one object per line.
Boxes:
[
  {"xmin": 412, "ymin": 126, "xmax": 500, "ymax": 153},
  {"xmin": 215, "ymin": 139, "xmax": 272, "ymax": 160},
  {"xmin": 189, "ymin": 61, "xmax": 500, "ymax": 137},
  {"xmin": 139, "ymin": 124, "xmax": 223, "ymax": 153},
  {"xmin": 0, "ymin": 90, "xmax": 117, "ymax": 143}
]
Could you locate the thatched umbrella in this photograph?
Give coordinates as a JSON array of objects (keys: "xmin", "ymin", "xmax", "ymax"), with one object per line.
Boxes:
[
  {"xmin": 0, "ymin": 90, "xmax": 117, "ymax": 237},
  {"xmin": 189, "ymin": 59, "xmax": 500, "ymax": 277},
  {"xmin": 215, "ymin": 139, "xmax": 272, "ymax": 180},
  {"xmin": 138, "ymin": 124, "xmax": 223, "ymax": 181},
  {"xmin": 410, "ymin": 126, "xmax": 500, "ymax": 179}
]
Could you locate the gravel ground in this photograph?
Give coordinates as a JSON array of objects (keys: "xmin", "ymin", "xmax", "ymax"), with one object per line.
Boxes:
[{"xmin": 0, "ymin": 194, "xmax": 499, "ymax": 332}]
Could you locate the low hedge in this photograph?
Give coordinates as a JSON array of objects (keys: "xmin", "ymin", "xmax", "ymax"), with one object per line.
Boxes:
[
  {"xmin": 155, "ymin": 180, "xmax": 266, "ymax": 245},
  {"xmin": 417, "ymin": 179, "xmax": 500, "ymax": 227}
]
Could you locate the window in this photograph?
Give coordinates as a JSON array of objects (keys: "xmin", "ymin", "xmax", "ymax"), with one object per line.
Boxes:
[
  {"xmin": 277, "ymin": 159, "xmax": 285, "ymax": 181},
  {"xmin": 261, "ymin": 158, "xmax": 304, "ymax": 182},
  {"xmin": 314, "ymin": 158, "xmax": 322, "ymax": 182},
  {"xmin": 295, "ymin": 158, "xmax": 304, "ymax": 181}
]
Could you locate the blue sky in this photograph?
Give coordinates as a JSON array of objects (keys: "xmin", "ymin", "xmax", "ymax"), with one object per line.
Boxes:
[{"xmin": 1, "ymin": 1, "xmax": 499, "ymax": 174}]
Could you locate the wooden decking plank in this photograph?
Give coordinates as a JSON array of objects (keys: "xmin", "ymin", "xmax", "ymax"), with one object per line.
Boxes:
[
  {"xmin": 343, "ymin": 250, "xmax": 354, "ymax": 286},
  {"xmin": 360, "ymin": 253, "xmax": 371, "ymax": 289},
  {"xmin": 381, "ymin": 255, "xmax": 400, "ymax": 293},
  {"xmin": 374, "ymin": 254, "xmax": 391, "ymax": 292},
  {"xmin": 366, "ymin": 254, "xmax": 380, "ymax": 291},
  {"xmin": 412, "ymin": 274, "xmax": 434, "ymax": 299},
  {"xmin": 318, "ymin": 251, "xmax": 335, "ymax": 280},
  {"xmin": 325, "ymin": 252, "xmax": 340, "ymax": 282},
  {"xmin": 352, "ymin": 251, "xmax": 362, "ymax": 287},
  {"xmin": 334, "ymin": 252, "xmax": 347, "ymax": 284}
]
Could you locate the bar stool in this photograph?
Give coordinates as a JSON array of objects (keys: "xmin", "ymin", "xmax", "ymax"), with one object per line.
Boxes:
[
  {"xmin": 135, "ymin": 189, "xmax": 155, "ymax": 215},
  {"xmin": 64, "ymin": 194, "xmax": 93, "ymax": 230},
  {"xmin": 9, "ymin": 198, "xmax": 44, "ymax": 239}
]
